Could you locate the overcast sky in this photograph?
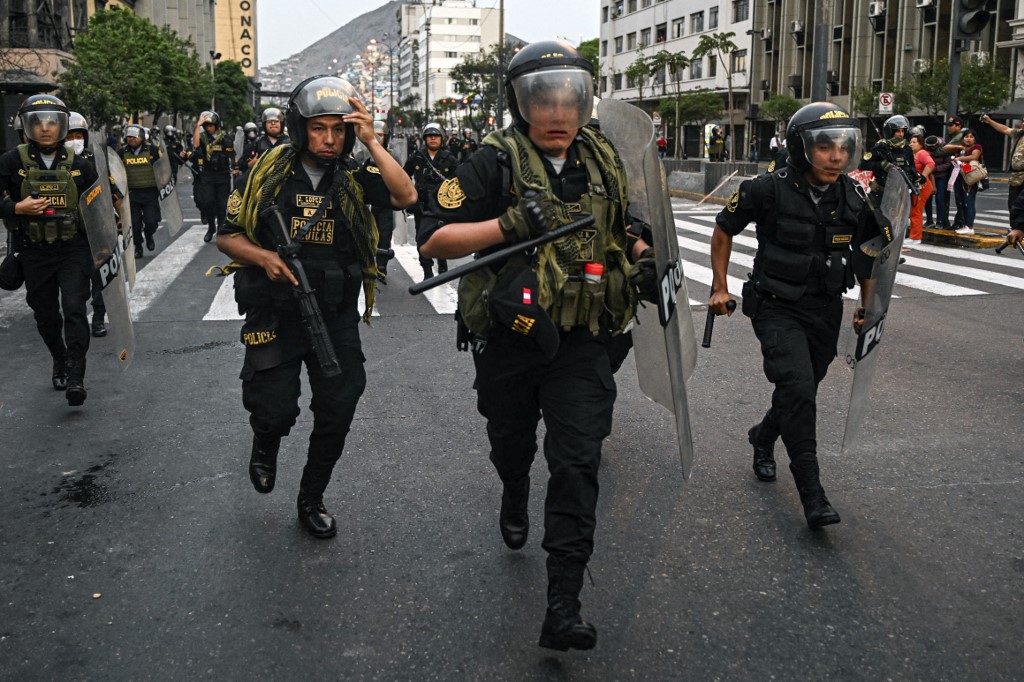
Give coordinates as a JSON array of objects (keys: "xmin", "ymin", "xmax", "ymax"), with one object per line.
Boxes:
[{"xmin": 256, "ymin": 0, "xmax": 601, "ymax": 67}]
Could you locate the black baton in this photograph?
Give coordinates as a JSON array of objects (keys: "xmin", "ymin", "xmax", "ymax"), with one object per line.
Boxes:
[{"xmin": 995, "ymin": 240, "xmax": 1024, "ymax": 257}]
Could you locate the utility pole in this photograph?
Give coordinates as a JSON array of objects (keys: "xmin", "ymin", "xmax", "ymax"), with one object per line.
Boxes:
[{"xmin": 809, "ymin": 0, "xmax": 830, "ymax": 101}]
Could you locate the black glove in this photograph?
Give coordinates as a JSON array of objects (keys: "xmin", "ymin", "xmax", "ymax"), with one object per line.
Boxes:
[
  {"xmin": 497, "ymin": 192, "xmax": 555, "ymax": 242},
  {"xmin": 629, "ymin": 247, "xmax": 658, "ymax": 303}
]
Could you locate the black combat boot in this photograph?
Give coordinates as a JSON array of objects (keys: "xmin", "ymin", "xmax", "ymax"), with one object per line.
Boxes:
[
  {"xmin": 65, "ymin": 356, "xmax": 87, "ymax": 407},
  {"xmin": 748, "ymin": 415, "xmax": 777, "ymax": 482},
  {"xmin": 248, "ymin": 435, "xmax": 280, "ymax": 494},
  {"xmin": 145, "ymin": 233, "xmax": 155, "ymax": 251},
  {"xmin": 539, "ymin": 558, "xmax": 597, "ymax": 651},
  {"xmin": 297, "ymin": 492, "xmax": 337, "ymax": 539},
  {"xmin": 499, "ymin": 476, "xmax": 530, "ymax": 549},
  {"xmin": 50, "ymin": 346, "xmax": 68, "ymax": 391},
  {"xmin": 204, "ymin": 225, "xmax": 215, "ymax": 243},
  {"xmin": 422, "ymin": 265, "xmax": 433, "ymax": 281},
  {"xmin": 91, "ymin": 307, "xmax": 107, "ymax": 338},
  {"xmin": 437, "ymin": 259, "xmax": 448, "ymax": 274},
  {"xmin": 790, "ymin": 460, "xmax": 841, "ymax": 530}
]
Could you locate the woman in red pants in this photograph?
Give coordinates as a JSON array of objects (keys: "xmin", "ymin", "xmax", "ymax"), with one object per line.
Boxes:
[{"xmin": 908, "ymin": 133, "xmax": 935, "ymax": 247}]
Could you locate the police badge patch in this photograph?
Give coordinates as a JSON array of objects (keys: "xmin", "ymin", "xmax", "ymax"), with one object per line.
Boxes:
[
  {"xmin": 726, "ymin": 190, "xmax": 740, "ymax": 213},
  {"xmin": 226, "ymin": 189, "xmax": 243, "ymax": 219},
  {"xmin": 437, "ymin": 177, "xmax": 466, "ymax": 209}
]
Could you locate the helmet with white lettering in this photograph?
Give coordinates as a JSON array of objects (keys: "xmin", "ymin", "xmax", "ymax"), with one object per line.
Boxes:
[
  {"xmin": 18, "ymin": 94, "xmax": 69, "ymax": 152},
  {"xmin": 285, "ymin": 74, "xmax": 361, "ymax": 156},
  {"xmin": 785, "ymin": 101, "xmax": 860, "ymax": 174}
]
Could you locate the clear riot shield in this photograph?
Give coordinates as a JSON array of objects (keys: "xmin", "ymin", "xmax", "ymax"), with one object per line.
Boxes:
[
  {"xmin": 151, "ymin": 135, "xmax": 185, "ymax": 237},
  {"xmin": 389, "ymin": 134, "xmax": 408, "ymax": 167},
  {"xmin": 839, "ymin": 167, "xmax": 911, "ymax": 453},
  {"xmin": 598, "ymin": 98, "xmax": 699, "ymax": 478},
  {"xmin": 80, "ymin": 155, "xmax": 135, "ymax": 370},
  {"xmin": 100, "ymin": 143, "xmax": 136, "ymax": 290},
  {"xmin": 234, "ymin": 128, "xmax": 244, "ymax": 162}
]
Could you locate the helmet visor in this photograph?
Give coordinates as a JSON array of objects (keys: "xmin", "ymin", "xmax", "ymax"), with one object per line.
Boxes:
[
  {"xmin": 799, "ymin": 127, "xmax": 861, "ymax": 175},
  {"xmin": 293, "ymin": 77, "xmax": 361, "ymax": 119},
  {"xmin": 512, "ymin": 68, "xmax": 594, "ymax": 130},
  {"xmin": 22, "ymin": 110, "xmax": 68, "ymax": 145}
]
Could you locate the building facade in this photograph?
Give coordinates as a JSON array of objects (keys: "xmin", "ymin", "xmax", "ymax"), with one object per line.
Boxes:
[
  {"xmin": 396, "ymin": 0, "xmax": 500, "ymax": 115},
  {"xmin": 601, "ymin": 0, "xmax": 1024, "ymax": 161}
]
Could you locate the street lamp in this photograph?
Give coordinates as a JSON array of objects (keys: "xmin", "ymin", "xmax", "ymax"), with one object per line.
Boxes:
[{"xmin": 209, "ymin": 50, "xmax": 222, "ymax": 111}]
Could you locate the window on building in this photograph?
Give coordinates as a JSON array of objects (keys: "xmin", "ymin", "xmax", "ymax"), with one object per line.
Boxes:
[
  {"xmin": 690, "ymin": 59, "xmax": 703, "ymax": 79},
  {"xmin": 640, "ymin": 28, "xmax": 651, "ymax": 47},
  {"xmin": 471, "ymin": 18, "xmax": 478, "ymax": 25},
  {"xmin": 709, "ymin": 55, "xmax": 717, "ymax": 77},
  {"xmin": 613, "ymin": 72, "xmax": 623, "ymax": 90},
  {"xmin": 601, "ymin": 40, "xmax": 608, "ymax": 57},
  {"xmin": 690, "ymin": 11, "xmax": 704, "ymax": 33},
  {"xmin": 672, "ymin": 18, "xmax": 684, "ymax": 38},
  {"xmin": 656, "ymin": 23, "xmax": 667, "ymax": 42},
  {"xmin": 642, "ymin": 0, "xmax": 652, "ymax": 7},
  {"xmin": 732, "ymin": 49, "xmax": 747, "ymax": 72},
  {"xmin": 600, "ymin": 75, "xmax": 608, "ymax": 93},
  {"xmin": 709, "ymin": 6, "xmax": 719, "ymax": 29},
  {"xmin": 627, "ymin": 32, "xmax": 637, "ymax": 50},
  {"xmin": 602, "ymin": 6, "xmax": 608, "ymax": 22},
  {"xmin": 628, "ymin": 0, "xmax": 637, "ymax": 12},
  {"xmin": 445, "ymin": 51, "xmax": 457, "ymax": 58},
  {"xmin": 733, "ymin": 0, "xmax": 749, "ymax": 22},
  {"xmin": 615, "ymin": 36, "xmax": 623, "ymax": 53}
]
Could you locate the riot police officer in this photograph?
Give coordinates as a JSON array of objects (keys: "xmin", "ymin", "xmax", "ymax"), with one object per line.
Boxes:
[
  {"xmin": 403, "ymin": 122, "xmax": 457, "ymax": 279},
  {"xmin": 163, "ymin": 125, "xmax": 184, "ymax": 182},
  {"xmin": 419, "ymin": 40, "xmax": 654, "ymax": 652},
  {"xmin": 120, "ymin": 124, "xmax": 162, "ymax": 259},
  {"xmin": 449, "ymin": 127, "xmax": 478, "ymax": 164},
  {"xmin": 255, "ymin": 107, "xmax": 290, "ymax": 156},
  {"xmin": 188, "ymin": 111, "xmax": 237, "ymax": 242},
  {"xmin": 0, "ymin": 94, "xmax": 100, "ymax": 405},
  {"xmin": 215, "ymin": 75, "xmax": 416, "ymax": 539},
  {"xmin": 709, "ymin": 102, "xmax": 882, "ymax": 530},
  {"xmin": 859, "ymin": 114, "xmax": 923, "ymax": 198}
]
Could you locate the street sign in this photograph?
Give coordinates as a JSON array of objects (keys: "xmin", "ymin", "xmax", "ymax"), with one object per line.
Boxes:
[
  {"xmin": 879, "ymin": 92, "xmax": 894, "ymax": 115},
  {"xmin": 652, "ymin": 112, "xmax": 662, "ymax": 126}
]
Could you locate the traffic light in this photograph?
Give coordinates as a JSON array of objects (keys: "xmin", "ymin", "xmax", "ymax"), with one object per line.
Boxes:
[
  {"xmin": 487, "ymin": 116, "xmax": 495, "ymax": 126},
  {"xmin": 462, "ymin": 97, "xmax": 469, "ymax": 105},
  {"xmin": 955, "ymin": 0, "xmax": 992, "ymax": 43}
]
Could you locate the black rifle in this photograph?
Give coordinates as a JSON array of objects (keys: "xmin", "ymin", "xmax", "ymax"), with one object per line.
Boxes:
[
  {"xmin": 409, "ymin": 212, "xmax": 596, "ymax": 295},
  {"xmin": 260, "ymin": 205, "xmax": 342, "ymax": 378}
]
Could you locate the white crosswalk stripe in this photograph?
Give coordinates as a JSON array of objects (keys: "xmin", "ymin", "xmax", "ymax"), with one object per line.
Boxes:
[{"xmin": 1, "ymin": 200, "xmax": 1021, "ymax": 329}]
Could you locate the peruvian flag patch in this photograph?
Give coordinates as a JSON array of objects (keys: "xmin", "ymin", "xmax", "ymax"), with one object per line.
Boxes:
[{"xmin": 522, "ymin": 288, "xmax": 532, "ymax": 305}]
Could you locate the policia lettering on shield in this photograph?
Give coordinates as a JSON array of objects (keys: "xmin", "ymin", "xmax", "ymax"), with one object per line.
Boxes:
[
  {"xmin": 708, "ymin": 102, "xmax": 883, "ymax": 530},
  {"xmin": 419, "ymin": 41, "xmax": 658, "ymax": 652},
  {"xmin": 215, "ymin": 76, "xmax": 416, "ymax": 538},
  {"xmin": 0, "ymin": 94, "xmax": 100, "ymax": 406}
]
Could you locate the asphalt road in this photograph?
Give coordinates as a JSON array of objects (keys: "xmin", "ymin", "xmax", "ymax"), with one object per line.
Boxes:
[{"xmin": 0, "ymin": 178, "xmax": 1021, "ymax": 680}]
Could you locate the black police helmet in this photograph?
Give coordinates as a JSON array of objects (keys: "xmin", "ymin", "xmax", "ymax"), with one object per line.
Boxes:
[
  {"xmin": 504, "ymin": 40, "xmax": 594, "ymax": 131},
  {"xmin": 67, "ymin": 111, "xmax": 89, "ymax": 147},
  {"xmin": 18, "ymin": 94, "xmax": 70, "ymax": 151},
  {"xmin": 785, "ymin": 101, "xmax": 858, "ymax": 173},
  {"xmin": 285, "ymin": 74, "xmax": 360, "ymax": 157},
  {"xmin": 883, "ymin": 115, "xmax": 910, "ymax": 140}
]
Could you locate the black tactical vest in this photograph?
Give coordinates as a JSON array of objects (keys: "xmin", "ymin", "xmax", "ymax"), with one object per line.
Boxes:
[{"xmin": 752, "ymin": 169, "xmax": 861, "ymax": 301}]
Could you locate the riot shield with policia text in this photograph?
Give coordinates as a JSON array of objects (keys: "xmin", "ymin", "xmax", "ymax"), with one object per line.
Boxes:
[
  {"xmin": 839, "ymin": 166, "xmax": 910, "ymax": 453},
  {"xmin": 151, "ymin": 134, "xmax": 185, "ymax": 237},
  {"xmin": 101, "ymin": 141, "xmax": 136, "ymax": 290},
  {"xmin": 81, "ymin": 143, "xmax": 135, "ymax": 370},
  {"xmin": 597, "ymin": 98, "xmax": 700, "ymax": 478}
]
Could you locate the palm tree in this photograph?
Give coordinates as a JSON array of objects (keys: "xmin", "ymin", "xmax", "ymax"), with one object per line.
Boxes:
[
  {"xmin": 649, "ymin": 49, "xmax": 690, "ymax": 158},
  {"xmin": 692, "ymin": 32, "xmax": 739, "ymax": 161}
]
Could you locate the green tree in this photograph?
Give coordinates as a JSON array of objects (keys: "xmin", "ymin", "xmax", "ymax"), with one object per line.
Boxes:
[
  {"xmin": 625, "ymin": 51, "xmax": 651, "ymax": 102},
  {"xmin": 578, "ymin": 38, "xmax": 599, "ymax": 86},
  {"xmin": 213, "ymin": 60, "xmax": 255, "ymax": 127},
  {"xmin": 958, "ymin": 59, "xmax": 1011, "ymax": 117},
  {"xmin": 58, "ymin": 7, "xmax": 210, "ymax": 129},
  {"xmin": 664, "ymin": 88, "xmax": 722, "ymax": 157},
  {"xmin": 692, "ymin": 32, "xmax": 739, "ymax": 160},
  {"xmin": 648, "ymin": 49, "xmax": 690, "ymax": 156},
  {"xmin": 450, "ymin": 46, "xmax": 502, "ymax": 126},
  {"xmin": 759, "ymin": 94, "xmax": 801, "ymax": 132},
  {"xmin": 907, "ymin": 59, "xmax": 951, "ymax": 121}
]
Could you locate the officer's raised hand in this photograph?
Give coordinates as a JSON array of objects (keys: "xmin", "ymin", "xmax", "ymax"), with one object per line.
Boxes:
[{"xmin": 345, "ymin": 97, "xmax": 377, "ymax": 148}]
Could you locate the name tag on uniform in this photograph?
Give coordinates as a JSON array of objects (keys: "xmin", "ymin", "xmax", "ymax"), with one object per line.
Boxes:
[{"xmin": 295, "ymin": 194, "xmax": 333, "ymax": 210}]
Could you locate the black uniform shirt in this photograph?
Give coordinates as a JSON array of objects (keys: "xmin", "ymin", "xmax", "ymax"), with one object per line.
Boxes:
[
  {"xmin": 717, "ymin": 169, "xmax": 877, "ymax": 288},
  {"xmin": 0, "ymin": 144, "xmax": 100, "ymax": 222},
  {"xmin": 418, "ymin": 139, "xmax": 590, "ymax": 247}
]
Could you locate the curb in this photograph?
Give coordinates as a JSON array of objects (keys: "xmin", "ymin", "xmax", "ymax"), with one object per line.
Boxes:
[
  {"xmin": 669, "ymin": 189, "xmax": 729, "ymax": 205},
  {"xmin": 923, "ymin": 226, "xmax": 1007, "ymax": 249}
]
